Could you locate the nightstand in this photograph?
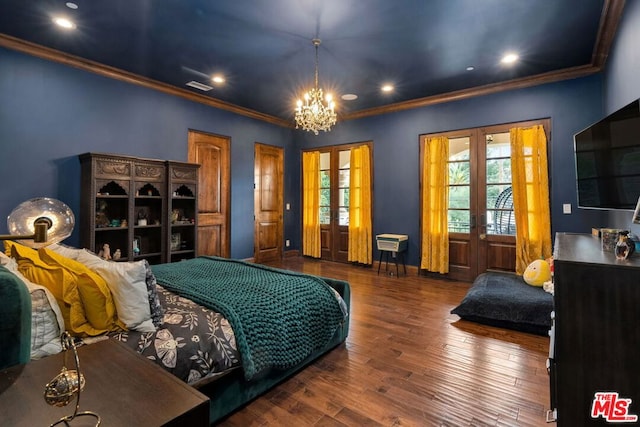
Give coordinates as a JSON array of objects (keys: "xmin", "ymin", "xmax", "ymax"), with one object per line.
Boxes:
[
  {"xmin": 376, "ymin": 234, "xmax": 408, "ymax": 277},
  {"xmin": 0, "ymin": 338, "xmax": 210, "ymax": 426}
]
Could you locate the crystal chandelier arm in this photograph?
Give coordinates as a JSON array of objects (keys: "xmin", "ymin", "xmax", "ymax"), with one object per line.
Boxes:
[{"xmin": 313, "ymin": 38, "xmax": 320, "ymax": 90}]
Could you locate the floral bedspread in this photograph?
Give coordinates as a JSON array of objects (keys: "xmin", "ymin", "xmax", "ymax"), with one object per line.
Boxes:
[{"xmin": 106, "ymin": 285, "xmax": 241, "ymax": 385}]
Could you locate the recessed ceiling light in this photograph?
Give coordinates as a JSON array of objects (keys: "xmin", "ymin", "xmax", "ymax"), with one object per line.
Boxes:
[
  {"xmin": 53, "ymin": 17, "xmax": 76, "ymax": 29},
  {"xmin": 341, "ymin": 94, "xmax": 358, "ymax": 101},
  {"xmin": 501, "ymin": 53, "xmax": 519, "ymax": 65},
  {"xmin": 381, "ymin": 84, "xmax": 394, "ymax": 93},
  {"xmin": 212, "ymin": 75, "xmax": 225, "ymax": 84},
  {"xmin": 466, "ymin": 66, "xmax": 475, "ymax": 71},
  {"xmin": 65, "ymin": 2, "xmax": 78, "ymax": 9}
]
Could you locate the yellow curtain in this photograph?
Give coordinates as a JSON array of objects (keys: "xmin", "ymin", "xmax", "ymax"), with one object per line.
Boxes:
[
  {"xmin": 510, "ymin": 125, "xmax": 552, "ymax": 275},
  {"xmin": 348, "ymin": 145, "xmax": 372, "ymax": 264},
  {"xmin": 302, "ymin": 151, "xmax": 321, "ymax": 258},
  {"xmin": 420, "ymin": 136, "xmax": 449, "ymax": 274}
]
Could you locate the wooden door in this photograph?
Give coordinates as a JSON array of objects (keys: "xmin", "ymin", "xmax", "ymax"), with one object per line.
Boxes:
[
  {"xmin": 254, "ymin": 143, "xmax": 284, "ymax": 263},
  {"xmin": 188, "ymin": 130, "xmax": 230, "ymax": 258},
  {"xmin": 422, "ymin": 120, "xmax": 548, "ymax": 281}
]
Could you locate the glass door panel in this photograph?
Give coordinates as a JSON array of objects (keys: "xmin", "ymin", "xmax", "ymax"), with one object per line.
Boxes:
[
  {"xmin": 448, "ymin": 137, "xmax": 471, "ymax": 234},
  {"xmin": 338, "ymin": 150, "xmax": 350, "ymax": 226},
  {"xmin": 484, "ymin": 133, "xmax": 514, "ymax": 236},
  {"xmin": 319, "ymin": 153, "xmax": 331, "ymax": 225}
]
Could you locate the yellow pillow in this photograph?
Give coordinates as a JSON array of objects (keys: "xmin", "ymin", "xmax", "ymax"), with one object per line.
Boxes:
[
  {"xmin": 6, "ymin": 241, "xmax": 101, "ymax": 337},
  {"xmin": 38, "ymin": 247, "xmax": 123, "ymax": 332},
  {"xmin": 523, "ymin": 259, "xmax": 552, "ymax": 287}
]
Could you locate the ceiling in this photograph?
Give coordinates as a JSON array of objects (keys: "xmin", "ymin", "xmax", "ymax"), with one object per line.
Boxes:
[{"xmin": 0, "ymin": 0, "xmax": 625, "ymax": 127}]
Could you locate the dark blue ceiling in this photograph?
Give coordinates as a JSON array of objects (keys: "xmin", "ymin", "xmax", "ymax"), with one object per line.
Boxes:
[{"xmin": 0, "ymin": 0, "xmax": 611, "ymax": 122}]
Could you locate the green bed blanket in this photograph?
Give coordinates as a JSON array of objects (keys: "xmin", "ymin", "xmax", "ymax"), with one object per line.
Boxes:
[{"xmin": 151, "ymin": 257, "xmax": 346, "ymax": 380}]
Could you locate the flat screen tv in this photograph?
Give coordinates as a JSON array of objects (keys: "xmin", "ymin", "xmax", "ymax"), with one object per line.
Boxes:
[{"xmin": 574, "ymin": 99, "xmax": 640, "ymax": 210}]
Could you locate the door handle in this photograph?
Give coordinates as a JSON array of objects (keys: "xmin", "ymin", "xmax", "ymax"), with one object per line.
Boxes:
[
  {"xmin": 479, "ymin": 213, "xmax": 488, "ymax": 233},
  {"xmin": 479, "ymin": 214, "xmax": 487, "ymax": 240},
  {"xmin": 470, "ymin": 214, "xmax": 476, "ymax": 229}
]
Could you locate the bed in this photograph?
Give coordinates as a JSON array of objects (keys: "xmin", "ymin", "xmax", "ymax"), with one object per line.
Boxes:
[{"xmin": 0, "ymin": 243, "xmax": 350, "ymax": 425}]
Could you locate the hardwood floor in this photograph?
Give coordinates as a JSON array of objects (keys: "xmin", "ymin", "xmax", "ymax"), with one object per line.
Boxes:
[{"xmin": 219, "ymin": 257, "xmax": 551, "ymax": 427}]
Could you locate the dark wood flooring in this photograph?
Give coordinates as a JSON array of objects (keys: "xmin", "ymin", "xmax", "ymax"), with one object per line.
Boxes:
[{"xmin": 219, "ymin": 257, "xmax": 551, "ymax": 426}]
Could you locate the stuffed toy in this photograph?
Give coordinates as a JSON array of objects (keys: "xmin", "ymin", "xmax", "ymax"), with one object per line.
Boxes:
[{"xmin": 523, "ymin": 258, "xmax": 551, "ymax": 287}]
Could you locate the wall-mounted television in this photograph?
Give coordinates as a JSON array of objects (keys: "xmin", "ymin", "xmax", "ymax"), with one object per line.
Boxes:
[{"xmin": 574, "ymin": 99, "xmax": 640, "ymax": 210}]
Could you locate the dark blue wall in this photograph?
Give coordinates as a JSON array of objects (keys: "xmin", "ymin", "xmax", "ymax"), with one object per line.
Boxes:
[
  {"xmin": 604, "ymin": 0, "xmax": 640, "ymax": 114},
  {"xmin": 301, "ymin": 76, "xmax": 606, "ymax": 265},
  {"xmin": 0, "ymin": 47, "xmax": 296, "ymax": 260}
]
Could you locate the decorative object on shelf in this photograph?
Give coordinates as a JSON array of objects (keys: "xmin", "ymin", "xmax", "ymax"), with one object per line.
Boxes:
[
  {"xmin": 615, "ymin": 230, "xmax": 635, "ymax": 260},
  {"xmin": 601, "ymin": 228, "xmax": 623, "ymax": 252},
  {"xmin": 133, "ymin": 237, "xmax": 141, "ymax": 255},
  {"xmin": 95, "ymin": 200, "xmax": 110, "ymax": 228},
  {"xmin": 171, "ymin": 233, "xmax": 181, "ymax": 251},
  {"xmin": 171, "ymin": 209, "xmax": 180, "ymax": 224},
  {"xmin": 44, "ymin": 332, "xmax": 101, "ymax": 426},
  {"xmin": 97, "ymin": 243, "xmax": 111, "ymax": 260},
  {"xmin": 112, "ymin": 249, "xmax": 121, "ymax": 260},
  {"xmin": 109, "ymin": 219, "xmax": 120, "ymax": 227},
  {"xmin": 1, "ymin": 197, "xmax": 75, "ymax": 247},
  {"xmin": 137, "ymin": 209, "xmax": 148, "ymax": 226},
  {"xmin": 294, "ymin": 38, "xmax": 337, "ymax": 135}
]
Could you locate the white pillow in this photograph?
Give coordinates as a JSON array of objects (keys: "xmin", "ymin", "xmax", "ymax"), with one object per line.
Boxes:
[
  {"xmin": 52, "ymin": 247, "xmax": 155, "ymax": 332},
  {"xmin": 0, "ymin": 252, "xmax": 65, "ymax": 359}
]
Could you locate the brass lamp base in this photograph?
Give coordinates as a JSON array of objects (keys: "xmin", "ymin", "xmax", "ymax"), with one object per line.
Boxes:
[
  {"xmin": 50, "ymin": 411, "xmax": 101, "ymax": 427},
  {"xmin": 44, "ymin": 332, "xmax": 101, "ymax": 427}
]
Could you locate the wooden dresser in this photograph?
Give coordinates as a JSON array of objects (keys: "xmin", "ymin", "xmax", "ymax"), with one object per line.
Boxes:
[{"xmin": 550, "ymin": 232, "xmax": 640, "ymax": 425}]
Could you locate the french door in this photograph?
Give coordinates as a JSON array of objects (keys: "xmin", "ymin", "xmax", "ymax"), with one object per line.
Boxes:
[
  {"xmin": 308, "ymin": 142, "xmax": 372, "ymax": 263},
  {"xmin": 422, "ymin": 119, "xmax": 549, "ymax": 282},
  {"xmin": 318, "ymin": 147, "xmax": 350, "ymax": 262}
]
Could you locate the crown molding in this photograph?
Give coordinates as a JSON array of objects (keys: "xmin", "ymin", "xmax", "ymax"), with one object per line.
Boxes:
[
  {"xmin": 0, "ymin": 0, "xmax": 624, "ymax": 127},
  {"xmin": 341, "ymin": 64, "xmax": 601, "ymax": 121},
  {"xmin": 0, "ymin": 33, "xmax": 292, "ymax": 128}
]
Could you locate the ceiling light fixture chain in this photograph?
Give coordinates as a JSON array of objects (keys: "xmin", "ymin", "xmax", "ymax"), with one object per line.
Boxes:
[{"xmin": 295, "ymin": 38, "xmax": 337, "ymax": 135}]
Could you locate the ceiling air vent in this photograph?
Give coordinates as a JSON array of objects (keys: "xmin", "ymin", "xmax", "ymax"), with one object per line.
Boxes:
[{"xmin": 186, "ymin": 80, "xmax": 213, "ymax": 91}]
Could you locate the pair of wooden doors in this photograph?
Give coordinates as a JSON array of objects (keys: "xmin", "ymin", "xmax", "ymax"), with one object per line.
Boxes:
[
  {"xmin": 188, "ymin": 130, "xmax": 283, "ymax": 263},
  {"xmin": 422, "ymin": 119, "xmax": 549, "ymax": 282}
]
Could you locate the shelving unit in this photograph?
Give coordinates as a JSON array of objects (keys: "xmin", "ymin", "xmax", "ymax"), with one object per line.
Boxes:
[
  {"xmin": 132, "ymin": 158, "xmax": 166, "ymax": 265},
  {"xmin": 79, "ymin": 153, "xmax": 199, "ymax": 264},
  {"xmin": 167, "ymin": 161, "xmax": 199, "ymax": 263}
]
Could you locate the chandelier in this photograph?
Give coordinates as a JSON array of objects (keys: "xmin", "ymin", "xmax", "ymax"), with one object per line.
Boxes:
[{"xmin": 295, "ymin": 39, "xmax": 337, "ymax": 135}]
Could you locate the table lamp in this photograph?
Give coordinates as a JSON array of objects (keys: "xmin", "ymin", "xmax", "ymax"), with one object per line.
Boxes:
[
  {"xmin": 0, "ymin": 197, "xmax": 75, "ymax": 246},
  {"xmin": 1, "ymin": 198, "xmax": 100, "ymax": 426}
]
